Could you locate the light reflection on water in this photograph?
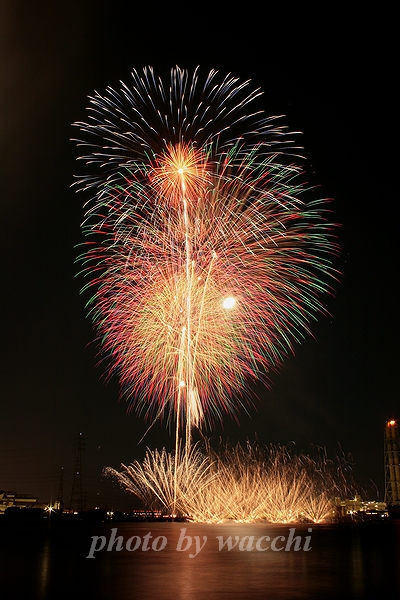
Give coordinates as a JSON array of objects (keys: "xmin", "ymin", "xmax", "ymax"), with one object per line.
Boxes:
[{"xmin": 1, "ymin": 521, "xmax": 399, "ymax": 599}]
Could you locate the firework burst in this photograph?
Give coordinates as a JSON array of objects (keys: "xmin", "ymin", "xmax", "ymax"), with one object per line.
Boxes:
[
  {"xmin": 105, "ymin": 442, "xmax": 352, "ymax": 523},
  {"xmin": 74, "ymin": 66, "xmax": 338, "ymax": 434}
]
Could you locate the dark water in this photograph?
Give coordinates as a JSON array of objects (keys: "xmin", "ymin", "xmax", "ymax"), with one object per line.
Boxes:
[{"xmin": 1, "ymin": 520, "xmax": 399, "ymax": 599}]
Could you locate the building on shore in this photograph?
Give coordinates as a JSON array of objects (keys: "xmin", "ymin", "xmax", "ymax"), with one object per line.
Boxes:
[
  {"xmin": 333, "ymin": 496, "xmax": 387, "ymax": 519},
  {"xmin": 0, "ymin": 490, "xmax": 42, "ymax": 513}
]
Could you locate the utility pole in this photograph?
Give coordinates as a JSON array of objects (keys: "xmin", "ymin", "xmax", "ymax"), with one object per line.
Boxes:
[
  {"xmin": 55, "ymin": 466, "xmax": 64, "ymax": 511},
  {"xmin": 69, "ymin": 433, "xmax": 85, "ymax": 513}
]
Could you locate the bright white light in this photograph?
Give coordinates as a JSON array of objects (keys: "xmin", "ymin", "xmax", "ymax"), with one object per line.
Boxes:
[{"xmin": 222, "ymin": 297, "xmax": 236, "ymax": 309}]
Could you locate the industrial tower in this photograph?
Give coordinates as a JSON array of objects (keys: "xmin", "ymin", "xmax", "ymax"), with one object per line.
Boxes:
[
  {"xmin": 69, "ymin": 433, "xmax": 85, "ymax": 513},
  {"xmin": 384, "ymin": 420, "xmax": 400, "ymax": 508}
]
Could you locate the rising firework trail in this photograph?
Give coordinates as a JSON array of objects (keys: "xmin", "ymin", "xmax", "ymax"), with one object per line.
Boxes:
[{"xmin": 73, "ymin": 67, "xmax": 338, "ymax": 452}]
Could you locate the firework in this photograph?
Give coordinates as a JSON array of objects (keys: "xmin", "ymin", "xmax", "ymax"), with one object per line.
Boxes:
[
  {"xmin": 105, "ymin": 443, "xmax": 351, "ymax": 523},
  {"xmin": 74, "ymin": 66, "xmax": 337, "ymax": 435}
]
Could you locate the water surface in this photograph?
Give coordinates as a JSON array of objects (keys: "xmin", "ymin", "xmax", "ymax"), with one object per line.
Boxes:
[{"xmin": 1, "ymin": 520, "xmax": 399, "ymax": 599}]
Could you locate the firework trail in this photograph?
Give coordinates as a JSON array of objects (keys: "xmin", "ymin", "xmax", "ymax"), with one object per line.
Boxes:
[{"xmin": 74, "ymin": 66, "xmax": 337, "ymax": 441}]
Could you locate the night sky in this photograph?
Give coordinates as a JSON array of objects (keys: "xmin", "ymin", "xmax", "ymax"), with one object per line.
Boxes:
[{"xmin": 1, "ymin": 2, "xmax": 397, "ymax": 511}]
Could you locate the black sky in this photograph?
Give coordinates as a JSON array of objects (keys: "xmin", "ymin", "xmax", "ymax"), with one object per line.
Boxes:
[{"xmin": 1, "ymin": 2, "xmax": 398, "ymax": 510}]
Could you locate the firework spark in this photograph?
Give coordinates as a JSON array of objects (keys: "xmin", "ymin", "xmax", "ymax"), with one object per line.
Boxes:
[
  {"xmin": 105, "ymin": 443, "xmax": 351, "ymax": 523},
  {"xmin": 74, "ymin": 66, "xmax": 338, "ymax": 434}
]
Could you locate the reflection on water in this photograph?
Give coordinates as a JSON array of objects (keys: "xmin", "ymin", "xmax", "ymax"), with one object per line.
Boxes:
[
  {"xmin": 0, "ymin": 521, "xmax": 399, "ymax": 599},
  {"xmin": 38, "ymin": 537, "xmax": 50, "ymax": 599}
]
